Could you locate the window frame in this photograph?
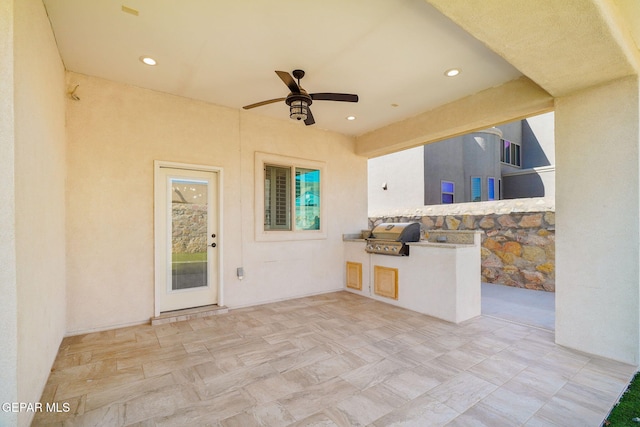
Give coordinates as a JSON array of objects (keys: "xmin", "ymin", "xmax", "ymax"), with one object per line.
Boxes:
[
  {"xmin": 500, "ymin": 139, "xmax": 522, "ymax": 168},
  {"xmin": 255, "ymin": 152, "xmax": 326, "ymax": 241},
  {"xmin": 441, "ymin": 180, "xmax": 455, "ymax": 204}
]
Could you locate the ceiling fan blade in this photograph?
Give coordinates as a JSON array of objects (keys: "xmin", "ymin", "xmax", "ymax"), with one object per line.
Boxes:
[
  {"xmin": 310, "ymin": 93, "xmax": 359, "ymax": 102},
  {"xmin": 242, "ymin": 97, "xmax": 286, "ymax": 110},
  {"xmin": 275, "ymin": 71, "xmax": 300, "ymax": 93},
  {"xmin": 304, "ymin": 108, "xmax": 315, "ymax": 126}
]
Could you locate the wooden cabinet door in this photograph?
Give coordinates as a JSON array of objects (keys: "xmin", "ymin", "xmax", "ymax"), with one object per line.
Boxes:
[
  {"xmin": 346, "ymin": 262, "xmax": 362, "ymax": 290},
  {"xmin": 374, "ymin": 265, "xmax": 398, "ymax": 300}
]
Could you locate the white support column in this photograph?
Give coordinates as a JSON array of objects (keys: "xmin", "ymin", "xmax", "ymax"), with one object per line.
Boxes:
[{"xmin": 555, "ymin": 76, "xmax": 640, "ymax": 365}]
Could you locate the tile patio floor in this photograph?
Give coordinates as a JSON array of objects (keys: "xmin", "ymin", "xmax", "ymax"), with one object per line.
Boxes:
[{"xmin": 34, "ymin": 291, "xmax": 636, "ymax": 426}]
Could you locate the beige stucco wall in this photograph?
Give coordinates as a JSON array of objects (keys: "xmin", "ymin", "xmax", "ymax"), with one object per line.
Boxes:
[
  {"xmin": 3, "ymin": 1, "xmax": 67, "ymax": 426},
  {"xmin": 65, "ymin": 72, "xmax": 367, "ymax": 333},
  {"xmin": 0, "ymin": 1, "xmax": 18, "ymax": 424},
  {"xmin": 555, "ymin": 76, "xmax": 640, "ymax": 364},
  {"xmin": 235, "ymin": 114, "xmax": 365, "ymax": 308}
]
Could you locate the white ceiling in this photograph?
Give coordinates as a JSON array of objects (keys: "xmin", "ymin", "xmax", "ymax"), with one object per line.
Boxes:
[{"xmin": 42, "ymin": 0, "xmax": 523, "ymax": 136}]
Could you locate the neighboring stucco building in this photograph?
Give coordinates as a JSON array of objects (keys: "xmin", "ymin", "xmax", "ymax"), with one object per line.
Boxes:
[
  {"xmin": 422, "ymin": 127, "xmax": 504, "ymax": 205},
  {"xmin": 368, "ymin": 145, "xmax": 426, "ymax": 215},
  {"xmin": 369, "ymin": 112, "xmax": 555, "ymax": 213},
  {"xmin": 501, "ymin": 112, "xmax": 556, "ymax": 200}
]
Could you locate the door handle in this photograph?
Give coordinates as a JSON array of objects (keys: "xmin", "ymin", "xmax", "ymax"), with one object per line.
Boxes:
[
  {"xmin": 210, "ymin": 243, "xmax": 217, "ymax": 248},
  {"xmin": 211, "ymin": 233, "xmax": 216, "ymax": 238}
]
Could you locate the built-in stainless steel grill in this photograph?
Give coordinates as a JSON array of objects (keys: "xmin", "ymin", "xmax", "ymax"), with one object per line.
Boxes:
[{"xmin": 365, "ymin": 222, "xmax": 421, "ymax": 256}]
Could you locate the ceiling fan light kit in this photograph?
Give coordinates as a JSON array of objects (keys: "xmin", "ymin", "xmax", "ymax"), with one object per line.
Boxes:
[
  {"xmin": 287, "ymin": 96, "xmax": 311, "ymax": 121},
  {"xmin": 243, "ymin": 69, "xmax": 358, "ymax": 126}
]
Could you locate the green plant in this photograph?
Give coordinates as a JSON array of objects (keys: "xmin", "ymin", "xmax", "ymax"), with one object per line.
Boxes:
[
  {"xmin": 172, "ymin": 252, "xmax": 206, "ymax": 262},
  {"xmin": 605, "ymin": 372, "xmax": 640, "ymax": 426}
]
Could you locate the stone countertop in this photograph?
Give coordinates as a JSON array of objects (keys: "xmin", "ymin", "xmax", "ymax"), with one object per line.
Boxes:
[
  {"xmin": 342, "ymin": 234, "xmax": 366, "ymax": 242},
  {"xmin": 343, "ymin": 234, "xmax": 475, "ymax": 248},
  {"xmin": 408, "ymin": 240, "xmax": 475, "ymax": 249},
  {"xmin": 423, "ymin": 230, "xmax": 482, "ymax": 245}
]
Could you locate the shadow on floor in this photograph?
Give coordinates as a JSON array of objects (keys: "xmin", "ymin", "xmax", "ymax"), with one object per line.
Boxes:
[{"xmin": 481, "ymin": 282, "xmax": 555, "ymax": 331}]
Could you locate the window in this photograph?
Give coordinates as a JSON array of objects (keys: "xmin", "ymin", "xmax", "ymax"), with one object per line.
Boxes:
[
  {"xmin": 441, "ymin": 180, "xmax": 454, "ymax": 204},
  {"xmin": 264, "ymin": 165, "xmax": 320, "ymax": 231},
  {"xmin": 471, "ymin": 177, "xmax": 482, "ymax": 202},
  {"xmin": 295, "ymin": 168, "xmax": 320, "ymax": 230},
  {"xmin": 256, "ymin": 152, "xmax": 326, "ymax": 241},
  {"xmin": 501, "ymin": 139, "xmax": 521, "ymax": 167},
  {"xmin": 264, "ymin": 165, "xmax": 291, "ymax": 230},
  {"xmin": 487, "ymin": 177, "xmax": 496, "ymax": 201}
]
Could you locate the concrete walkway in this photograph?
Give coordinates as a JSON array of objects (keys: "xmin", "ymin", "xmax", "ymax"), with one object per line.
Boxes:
[{"xmin": 481, "ymin": 282, "xmax": 555, "ymax": 331}]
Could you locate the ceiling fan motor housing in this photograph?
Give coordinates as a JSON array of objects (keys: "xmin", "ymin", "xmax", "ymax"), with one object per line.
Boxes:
[{"xmin": 285, "ymin": 92, "xmax": 313, "ymax": 107}]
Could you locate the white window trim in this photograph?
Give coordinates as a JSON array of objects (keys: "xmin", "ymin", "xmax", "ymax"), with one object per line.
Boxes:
[{"xmin": 255, "ymin": 152, "xmax": 327, "ymax": 242}]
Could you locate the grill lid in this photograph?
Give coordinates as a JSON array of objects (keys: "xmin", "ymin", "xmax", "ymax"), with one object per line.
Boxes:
[{"xmin": 369, "ymin": 222, "xmax": 421, "ymax": 242}]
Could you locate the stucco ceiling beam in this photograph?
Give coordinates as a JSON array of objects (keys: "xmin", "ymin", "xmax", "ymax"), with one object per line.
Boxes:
[
  {"xmin": 425, "ymin": 0, "xmax": 639, "ymax": 97},
  {"xmin": 355, "ymin": 76, "xmax": 553, "ymax": 159}
]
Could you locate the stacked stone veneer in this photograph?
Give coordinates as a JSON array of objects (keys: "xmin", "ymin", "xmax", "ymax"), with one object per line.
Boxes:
[
  {"xmin": 172, "ymin": 203, "xmax": 207, "ymax": 253},
  {"xmin": 369, "ymin": 198, "xmax": 556, "ymax": 292}
]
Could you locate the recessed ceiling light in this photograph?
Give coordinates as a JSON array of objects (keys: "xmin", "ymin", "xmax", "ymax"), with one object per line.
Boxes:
[
  {"xmin": 445, "ymin": 68, "xmax": 460, "ymax": 77},
  {"xmin": 346, "ymin": 116, "xmax": 356, "ymax": 121},
  {"xmin": 140, "ymin": 56, "xmax": 157, "ymax": 66}
]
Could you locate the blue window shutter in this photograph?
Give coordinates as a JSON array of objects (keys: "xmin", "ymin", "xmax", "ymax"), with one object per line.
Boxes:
[
  {"xmin": 471, "ymin": 177, "xmax": 481, "ymax": 202},
  {"xmin": 488, "ymin": 177, "xmax": 495, "ymax": 200}
]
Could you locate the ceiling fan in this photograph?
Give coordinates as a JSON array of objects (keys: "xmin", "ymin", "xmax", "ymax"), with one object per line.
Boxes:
[{"xmin": 242, "ymin": 69, "xmax": 359, "ymax": 126}]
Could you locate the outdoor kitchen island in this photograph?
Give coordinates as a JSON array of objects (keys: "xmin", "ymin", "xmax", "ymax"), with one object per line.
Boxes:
[{"xmin": 343, "ymin": 229, "xmax": 482, "ymax": 324}]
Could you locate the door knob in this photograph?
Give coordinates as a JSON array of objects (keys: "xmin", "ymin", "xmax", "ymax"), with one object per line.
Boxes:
[{"xmin": 210, "ymin": 243, "xmax": 217, "ymax": 248}]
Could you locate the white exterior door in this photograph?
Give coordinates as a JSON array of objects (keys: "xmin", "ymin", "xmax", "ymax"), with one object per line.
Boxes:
[{"xmin": 154, "ymin": 162, "xmax": 221, "ymax": 314}]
